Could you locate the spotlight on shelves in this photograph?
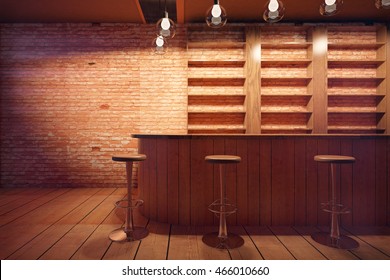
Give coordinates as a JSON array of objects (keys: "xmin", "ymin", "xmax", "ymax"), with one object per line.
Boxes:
[
  {"xmin": 206, "ymin": 0, "xmax": 227, "ymax": 28},
  {"xmin": 263, "ymin": 0, "xmax": 285, "ymax": 23},
  {"xmin": 156, "ymin": 0, "xmax": 176, "ymax": 39},
  {"xmin": 320, "ymin": 0, "xmax": 343, "ymax": 16}
]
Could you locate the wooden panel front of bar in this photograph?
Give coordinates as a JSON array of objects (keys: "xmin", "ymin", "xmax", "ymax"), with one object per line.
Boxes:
[{"xmin": 135, "ymin": 134, "xmax": 390, "ymax": 227}]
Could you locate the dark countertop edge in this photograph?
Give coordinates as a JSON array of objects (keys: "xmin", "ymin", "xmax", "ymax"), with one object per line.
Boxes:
[{"xmin": 132, "ymin": 133, "xmax": 390, "ymax": 139}]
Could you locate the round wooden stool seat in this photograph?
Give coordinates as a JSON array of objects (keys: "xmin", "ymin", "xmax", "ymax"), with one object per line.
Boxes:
[
  {"xmin": 314, "ymin": 155, "xmax": 355, "ymax": 164},
  {"xmin": 205, "ymin": 155, "xmax": 241, "ymax": 164},
  {"xmin": 112, "ymin": 154, "xmax": 147, "ymax": 162}
]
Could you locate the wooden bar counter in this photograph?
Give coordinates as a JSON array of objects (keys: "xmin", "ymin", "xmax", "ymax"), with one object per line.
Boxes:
[{"xmin": 134, "ymin": 134, "xmax": 390, "ymax": 227}]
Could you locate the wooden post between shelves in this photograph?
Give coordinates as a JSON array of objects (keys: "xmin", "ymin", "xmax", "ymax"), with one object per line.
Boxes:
[{"xmin": 244, "ymin": 27, "xmax": 261, "ymax": 134}]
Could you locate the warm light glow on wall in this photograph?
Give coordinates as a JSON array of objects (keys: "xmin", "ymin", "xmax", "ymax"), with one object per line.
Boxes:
[
  {"xmin": 251, "ymin": 44, "xmax": 261, "ymax": 62},
  {"xmin": 313, "ymin": 34, "xmax": 327, "ymax": 55}
]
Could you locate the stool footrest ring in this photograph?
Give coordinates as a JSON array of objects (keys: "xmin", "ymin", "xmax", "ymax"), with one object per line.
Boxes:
[
  {"xmin": 208, "ymin": 199, "xmax": 237, "ymax": 216},
  {"xmin": 320, "ymin": 201, "xmax": 351, "ymax": 214},
  {"xmin": 115, "ymin": 199, "xmax": 144, "ymax": 209}
]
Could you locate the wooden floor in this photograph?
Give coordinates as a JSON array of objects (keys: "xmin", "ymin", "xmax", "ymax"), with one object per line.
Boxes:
[{"xmin": 0, "ymin": 187, "xmax": 389, "ymax": 260}]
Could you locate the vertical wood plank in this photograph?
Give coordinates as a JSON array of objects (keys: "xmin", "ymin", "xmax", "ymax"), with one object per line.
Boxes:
[
  {"xmin": 191, "ymin": 138, "xmax": 214, "ymax": 226},
  {"xmin": 317, "ymin": 139, "xmax": 329, "ymax": 226},
  {"xmin": 306, "ymin": 138, "xmax": 318, "ymax": 225},
  {"xmin": 167, "ymin": 139, "xmax": 179, "ymax": 225},
  {"xmin": 178, "ymin": 139, "xmax": 191, "ymax": 225},
  {"xmin": 247, "ymin": 139, "xmax": 260, "ymax": 225},
  {"xmin": 271, "ymin": 138, "xmax": 295, "ymax": 225},
  {"xmin": 328, "ymin": 138, "xmax": 341, "ymax": 203},
  {"xmin": 139, "ymin": 138, "xmax": 151, "ymax": 218},
  {"xmin": 353, "ymin": 139, "xmax": 376, "ymax": 226},
  {"xmin": 147, "ymin": 138, "xmax": 158, "ymax": 221},
  {"xmin": 383, "ymin": 25, "xmax": 390, "ymax": 133},
  {"xmin": 157, "ymin": 138, "xmax": 168, "ymax": 223},
  {"xmin": 340, "ymin": 139, "xmax": 354, "ymax": 226},
  {"xmin": 294, "ymin": 138, "xmax": 307, "ymax": 225},
  {"xmin": 259, "ymin": 138, "xmax": 272, "ymax": 225},
  {"xmin": 213, "ymin": 138, "xmax": 225, "ymax": 226},
  {"xmin": 375, "ymin": 138, "xmax": 388, "ymax": 226},
  {"xmin": 225, "ymin": 138, "xmax": 238, "ymax": 226},
  {"xmin": 312, "ymin": 26, "xmax": 328, "ymax": 133},
  {"xmin": 236, "ymin": 139, "xmax": 248, "ymax": 225},
  {"xmin": 244, "ymin": 26, "xmax": 261, "ymax": 133},
  {"xmin": 388, "ymin": 137, "xmax": 390, "ymax": 226}
]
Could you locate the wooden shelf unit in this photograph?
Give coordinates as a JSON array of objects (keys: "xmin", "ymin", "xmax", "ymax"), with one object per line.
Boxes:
[
  {"xmin": 259, "ymin": 26, "xmax": 314, "ymax": 134},
  {"xmin": 186, "ymin": 24, "xmax": 389, "ymax": 135},
  {"xmin": 187, "ymin": 26, "xmax": 246, "ymax": 134},
  {"xmin": 326, "ymin": 25, "xmax": 387, "ymax": 134}
]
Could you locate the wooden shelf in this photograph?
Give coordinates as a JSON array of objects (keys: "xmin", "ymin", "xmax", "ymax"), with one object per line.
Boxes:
[
  {"xmin": 328, "ymin": 60, "xmax": 385, "ymax": 67},
  {"xmin": 188, "ymin": 60, "xmax": 245, "ymax": 67},
  {"xmin": 261, "ymin": 42, "xmax": 312, "ymax": 49},
  {"xmin": 187, "ymin": 41, "xmax": 245, "ymax": 49},
  {"xmin": 261, "ymin": 59, "xmax": 312, "ymax": 67},
  {"xmin": 327, "ymin": 77, "xmax": 385, "ymax": 83},
  {"xmin": 188, "ymin": 93, "xmax": 246, "ymax": 97},
  {"xmin": 261, "ymin": 109, "xmax": 312, "ymax": 114},
  {"xmin": 188, "ymin": 78, "xmax": 245, "ymax": 86},
  {"xmin": 328, "ymin": 93, "xmax": 385, "ymax": 97},
  {"xmin": 328, "ymin": 109, "xmax": 385, "ymax": 114},
  {"xmin": 328, "ymin": 94, "xmax": 385, "ymax": 103},
  {"xmin": 262, "ymin": 93, "xmax": 312, "ymax": 98},
  {"xmin": 261, "ymin": 77, "xmax": 312, "ymax": 86},
  {"xmin": 261, "ymin": 125, "xmax": 312, "ymax": 133},
  {"xmin": 187, "ymin": 125, "xmax": 245, "ymax": 134},
  {"xmin": 328, "ymin": 43, "xmax": 385, "ymax": 50},
  {"xmin": 328, "ymin": 126, "xmax": 386, "ymax": 134}
]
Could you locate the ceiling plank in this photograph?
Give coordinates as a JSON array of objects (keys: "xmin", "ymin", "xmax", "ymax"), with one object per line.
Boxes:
[
  {"xmin": 134, "ymin": 0, "xmax": 147, "ymax": 23},
  {"xmin": 176, "ymin": 0, "xmax": 185, "ymax": 24}
]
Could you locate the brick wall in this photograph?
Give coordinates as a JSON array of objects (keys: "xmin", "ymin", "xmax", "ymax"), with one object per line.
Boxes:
[{"xmin": 0, "ymin": 23, "xmax": 188, "ymax": 188}]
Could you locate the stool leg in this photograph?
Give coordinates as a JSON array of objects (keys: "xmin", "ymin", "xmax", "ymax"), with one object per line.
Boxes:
[
  {"xmin": 311, "ymin": 161, "xmax": 359, "ymax": 249},
  {"xmin": 329, "ymin": 163, "xmax": 340, "ymax": 241},
  {"xmin": 218, "ymin": 163, "xmax": 228, "ymax": 241},
  {"xmin": 125, "ymin": 161, "xmax": 134, "ymax": 235},
  {"xmin": 202, "ymin": 161, "xmax": 244, "ymax": 249},
  {"xmin": 109, "ymin": 160, "xmax": 148, "ymax": 242}
]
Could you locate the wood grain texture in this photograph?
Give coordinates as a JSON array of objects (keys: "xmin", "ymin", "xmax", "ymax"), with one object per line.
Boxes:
[
  {"xmin": 312, "ymin": 26, "xmax": 328, "ymax": 133},
  {"xmin": 244, "ymin": 27, "xmax": 261, "ymax": 133},
  {"xmin": 137, "ymin": 135, "xmax": 390, "ymax": 227},
  {"xmin": 1, "ymin": 188, "xmax": 389, "ymax": 260}
]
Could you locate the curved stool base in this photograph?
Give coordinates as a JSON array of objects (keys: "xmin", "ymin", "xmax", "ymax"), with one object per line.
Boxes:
[
  {"xmin": 311, "ymin": 232, "xmax": 359, "ymax": 249},
  {"xmin": 202, "ymin": 232, "xmax": 244, "ymax": 249},
  {"xmin": 109, "ymin": 227, "xmax": 149, "ymax": 242}
]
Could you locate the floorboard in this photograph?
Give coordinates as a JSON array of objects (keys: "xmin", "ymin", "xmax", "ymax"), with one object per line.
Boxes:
[{"xmin": 0, "ymin": 188, "xmax": 389, "ymax": 260}]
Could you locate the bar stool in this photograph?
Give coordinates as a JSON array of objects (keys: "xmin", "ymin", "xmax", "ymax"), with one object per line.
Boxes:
[
  {"xmin": 109, "ymin": 154, "xmax": 149, "ymax": 242},
  {"xmin": 311, "ymin": 155, "xmax": 359, "ymax": 249},
  {"xmin": 202, "ymin": 155, "xmax": 244, "ymax": 249}
]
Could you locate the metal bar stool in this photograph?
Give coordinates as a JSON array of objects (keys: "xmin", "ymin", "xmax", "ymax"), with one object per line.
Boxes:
[
  {"xmin": 202, "ymin": 155, "xmax": 244, "ymax": 249},
  {"xmin": 311, "ymin": 155, "xmax": 359, "ymax": 249},
  {"xmin": 109, "ymin": 154, "xmax": 149, "ymax": 242}
]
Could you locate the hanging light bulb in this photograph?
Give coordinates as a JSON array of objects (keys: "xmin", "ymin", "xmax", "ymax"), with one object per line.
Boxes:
[
  {"xmin": 156, "ymin": 2, "xmax": 176, "ymax": 39},
  {"xmin": 320, "ymin": 0, "xmax": 343, "ymax": 16},
  {"xmin": 375, "ymin": 0, "xmax": 390, "ymax": 9},
  {"xmin": 205, "ymin": 0, "xmax": 227, "ymax": 28},
  {"xmin": 263, "ymin": 0, "xmax": 285, "ymax": 23},
  {"xmin": 153, "ymin": 35, "xmax": 168, "ymax": 55}
]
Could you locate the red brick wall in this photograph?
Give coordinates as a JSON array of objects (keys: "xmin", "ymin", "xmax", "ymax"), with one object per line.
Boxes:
[{"xmin": 0, "ymin": 23, "xmax": 188, "ymax": 188}]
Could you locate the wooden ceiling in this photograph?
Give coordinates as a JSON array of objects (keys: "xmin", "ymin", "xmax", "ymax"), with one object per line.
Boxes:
[{"xmin": 0, "ymin": 0, "xmax": 389, "ymax": 24}]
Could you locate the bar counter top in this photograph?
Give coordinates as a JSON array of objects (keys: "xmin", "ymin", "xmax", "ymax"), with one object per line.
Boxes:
[{"xmin": 133, "ymin": 133, "xmax": 390, "ymax": 139}]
